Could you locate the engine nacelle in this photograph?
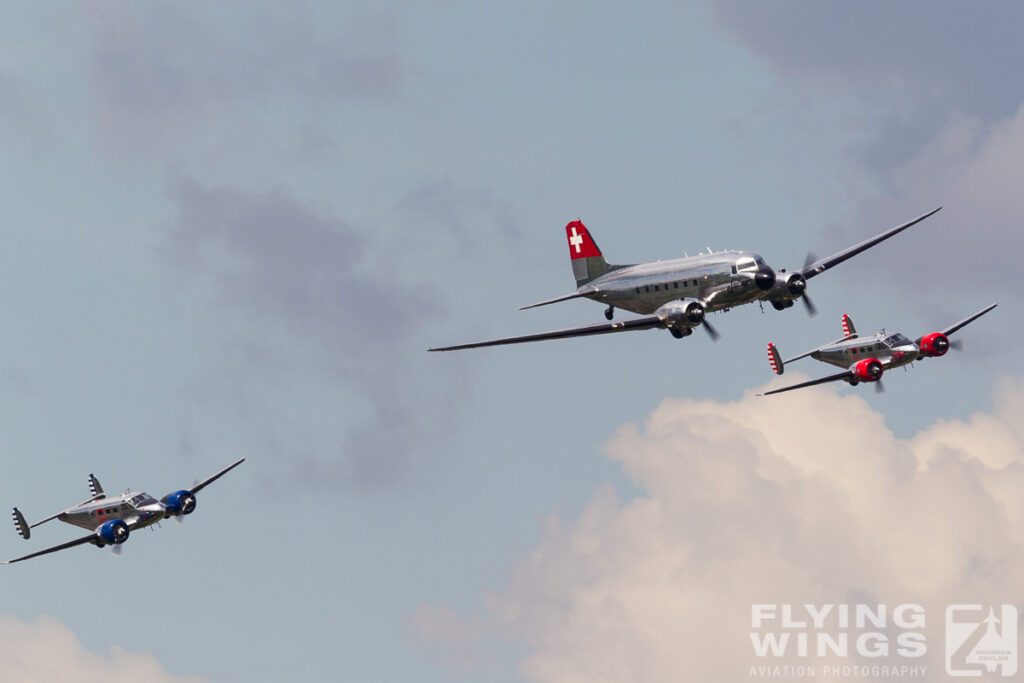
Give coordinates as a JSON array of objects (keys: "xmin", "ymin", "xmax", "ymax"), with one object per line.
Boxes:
[
  {"xmin": 163, "ymin": 490, "xmax": 197, "ymax": 517},
  {"xmin": 97, "ymin": 519, "xmax": 129, "ymax": 545},
  {"xmin": 655, "ymin": 298, "xmax": 705, "ymax": 329},
  {"xmin": 918, "ymin": 332, "xmax": 949, "ymax": 357},
  {"xmin": 767, "ymin": 271, "xmax": 807, "ymax": 303},
  {"xmin": 853, "ymin": 358, "xmax": 884, "ymax": 382}
]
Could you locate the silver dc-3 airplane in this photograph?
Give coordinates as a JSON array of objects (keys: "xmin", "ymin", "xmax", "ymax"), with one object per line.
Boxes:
[
  {"xmin": 760, "ymin": 303, "xmax": 997, "ymax": 396},
  {"xmin": 429, "ymin": 207, "xmax": 942, "ymax": 351},
  {"xmin": 4, "ymin": 457, "xmax": 245, "ymax": 564}
]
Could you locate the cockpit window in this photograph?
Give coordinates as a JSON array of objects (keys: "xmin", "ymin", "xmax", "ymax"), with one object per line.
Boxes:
[
  {"xmin": 737, "ymin": 259, "xmax": 757, "ymax": 272},
  {"xmin": 883, "ymin": 334, "xmax": 911, "ymax": 347},
  {"xmin": 128, "ymin": 493, "xmax": 157, "ymax": 507}
]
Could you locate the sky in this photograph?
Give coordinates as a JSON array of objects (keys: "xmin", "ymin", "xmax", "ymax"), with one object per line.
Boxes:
[{"xmin": 0, "ymin": 2, "xmax": 1021, "ymax": 682}]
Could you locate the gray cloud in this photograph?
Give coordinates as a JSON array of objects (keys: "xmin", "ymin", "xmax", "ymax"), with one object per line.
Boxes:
[
  {"xmin": 397, "ymin": 178, "xmax": 522, "ymax": 258},
  {"xmin": 828, "ymin": 103, "xmax": 1024, "ymax": 328},
  {"xmin": 84, "ymin": 2, "xmax": 404, "ymax": 150},
  {"xmin": 708, "ymin": 3, "xmax": 1024, "ymax": 167},
  {"xmin": 164, "ymin": 176, "xmax": 459, "ymax": 487},
  {"xmin": 710, "ymin": 2, "xmax": 1024, "ymax": 116}
]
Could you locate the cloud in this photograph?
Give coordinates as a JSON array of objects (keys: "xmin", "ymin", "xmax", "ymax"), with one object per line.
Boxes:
[
  {"xmin": 84, "ymin": 2, "xmax": 404, "ymax": 152},
  {"xmin": 708, "ymin": 3, "xmax": 1024, "ymax": 119},
  {"xmin": 422, "ymin": 377, "xmax": 1024, "ymax": 681},
  {"xmin": 706, "ymin": 3, "xmax": 1024, "ymax": 169},
  {"xmin": 0, "ymin": 615, "xmax": 204, "ymax": 683},
  {"xmin": 164, "ymin": 176, "xmax": 460, "ymax": 486},
  {"xmin": 834, "ymin": 103, "xmax": 1024, "ymax": 312},
  {"xmin": 397, "ymin": 178, "xmax": 522, "ymax": 257},
  {"xmin": 408, "ymin": 604, "xmax": 497, "ymax": 673}
]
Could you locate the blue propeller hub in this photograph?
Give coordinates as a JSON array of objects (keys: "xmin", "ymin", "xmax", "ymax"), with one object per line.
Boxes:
[
  {"xmin": 98, "ymin": 519, "xmax": 129, "ymax": 545},
  {"xmin": 165, "ymin": 490, "xmax": 197, "ymax": 516}
]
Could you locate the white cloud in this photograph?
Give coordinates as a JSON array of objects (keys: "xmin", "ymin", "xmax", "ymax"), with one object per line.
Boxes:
[
  {"xmin": 424, "ymin": 378, "xmax": 1024, "ymax": 682},
  {"xmin": 0, "ymin": 615, "xmax": 204, "ymax": 683}
]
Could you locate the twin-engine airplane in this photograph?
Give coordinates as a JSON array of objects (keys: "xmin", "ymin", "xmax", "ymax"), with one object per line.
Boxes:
[
  {"xmin": 429, "ymin": 207, "xmax": 942, "ymax": 351},
  {"xmin": 4, "ymin": 458, "xmax": 245, "ymax": 564},
  {"xmin": 760, "ymin": 303, "xmax": 997, "ymax": 396}
]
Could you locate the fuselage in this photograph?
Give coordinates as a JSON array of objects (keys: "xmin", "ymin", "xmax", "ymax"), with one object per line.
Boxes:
[
  {"xmin": 58, "ymin": 490, "xmax": 167, "ymax": 533},
  {"xmin": 811, "ymin": 331, "xmax": 920, "ymax": 371},
  {"xmin": 580, "ymin": 250, "xmax": 775, "ymax": 315}
]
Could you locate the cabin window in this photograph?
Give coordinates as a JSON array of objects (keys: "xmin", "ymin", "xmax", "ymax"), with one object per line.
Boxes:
[
  {"xmin": 731, "ymin": 266, "xmax": 737, "ymax": 274},
  {"xmin": 644, "ymin": 286, "xmax": 650, "ymax": 293}
]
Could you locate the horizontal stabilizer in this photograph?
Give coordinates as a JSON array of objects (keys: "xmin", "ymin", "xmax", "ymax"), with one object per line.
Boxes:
[{"xmin": 517, "ymin": 291, "xmax": 588, "ymax": 310}]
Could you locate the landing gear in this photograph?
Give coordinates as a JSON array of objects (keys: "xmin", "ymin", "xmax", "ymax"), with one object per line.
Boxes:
[
  {"xmin": 771, "ymin": 300, "xmax": 794, "ymax": 311},
  {"xmin": 604, "ymin": 305, "xmax": 614, "ymax": 320},
  {"xmin": 670, "ymin": 327, "xmax": 692, "ymax": 339}
]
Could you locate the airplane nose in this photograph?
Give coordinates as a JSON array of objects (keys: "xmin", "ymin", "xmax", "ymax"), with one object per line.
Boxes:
[{"xmin": 755, "ymin": 266, "xmax": 776, "ymax": 291}]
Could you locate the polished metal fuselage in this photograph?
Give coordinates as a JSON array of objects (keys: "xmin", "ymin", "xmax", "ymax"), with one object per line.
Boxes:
[
  {"xmin": 579, "ymin": 251, "xmax": 771, "ymax": 315},
  {"xmin": 809, "ymin": 332, "xmax": 920, "ymax": 371},
  {"xmin": 57, "ymin": 490, "xmax": 167, "ymax": 534}
]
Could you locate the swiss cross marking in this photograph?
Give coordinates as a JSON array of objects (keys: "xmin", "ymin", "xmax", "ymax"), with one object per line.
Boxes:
[{"xmin": 569, "ymin": 226, "xmax": 584, "ymax": 253}]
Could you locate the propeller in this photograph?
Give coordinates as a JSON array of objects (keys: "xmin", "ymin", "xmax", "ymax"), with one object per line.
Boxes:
[
  {"xmin": 802, "ymin": 292, "xmax": 818, "ymax": 318},
  {"xmin": 799, "ymin": 252, "xmax": 819, "ymax": 317},
  {"xmin": 874, "ymin": 378, "xmax": 885, "ymax": 395},
  {"xmin": 949, "ymin": 338, "xmax": 963, "ymax": 351},
  {"xmin": 703, "ymin": 318, "xmax": 721, "ymax": 342},
  {"xmin": 111, "ymin": 544, "xmax": 124, "ymax": 557}
]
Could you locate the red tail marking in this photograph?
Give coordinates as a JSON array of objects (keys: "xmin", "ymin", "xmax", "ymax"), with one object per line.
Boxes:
[
  {"xmin": 565, "ymin": 220, "xmax": 602, "ymax": 260},
  {"xmin": 842, "ymin": 314, "xmax": 852, "ymax": 337}
]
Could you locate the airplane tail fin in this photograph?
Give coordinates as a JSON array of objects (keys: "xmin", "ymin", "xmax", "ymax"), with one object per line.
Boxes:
[
  {"xmin": 12, "ymin": 508, "xmax": 29, "ymax": 540},
  {"xmin": 566, "ymin": 220, "xmax": 610, "ymax": 287},
  {"xmin": 842, "ymin": 314, "xmax": 857, "ymax": 338},
  {"xmin": 767, "ymin": 343, "xmax": 784, "ymax": 375},
  {"xmin": 89, "ymin": 474, "xmax": 105, "ymax": 499}
]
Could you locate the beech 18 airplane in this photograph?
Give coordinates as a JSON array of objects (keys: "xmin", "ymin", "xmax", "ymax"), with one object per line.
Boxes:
[
  {"xmin": 4, "ymin": 458, "xmax": 245, "ymax": 564},
  {"xmin": 429, "ymin": 207, "xmax": 942, "ymax": 351},
  {"xmin": 760, "ymin": 303, "xmax": 997, "ymax": 396}
]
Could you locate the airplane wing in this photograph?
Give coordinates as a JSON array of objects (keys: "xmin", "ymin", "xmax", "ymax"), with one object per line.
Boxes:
[
  {"xmin": 940, "ymin": 302, "xmax": 997, "ymax": 337},
  {"xmin": 800, "ymin": 207, "xmax": 942, "ymax": 280},
  {"xmin": 759, "ymin": 369, "xmax": 855, "ymax": 397},
  {"xmin": 429, "ymin": 314, "xmax": 668, "ymax": 352},
  {"xmin": 190, "ymin": 457, "xmax": 246, "ymax": 494},
  {"xmin": 3, "ymin": 532, "xmax": 97, "ymax": 565}
]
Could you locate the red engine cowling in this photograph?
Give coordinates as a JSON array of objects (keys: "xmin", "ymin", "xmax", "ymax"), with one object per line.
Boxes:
[
  {"xmin": 918, "ymin": 332, "xmax": 950, "ymax": 357},
  {"xmin": 853, "ymin": 358, "xmax": 884, "ymax": 382}
]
